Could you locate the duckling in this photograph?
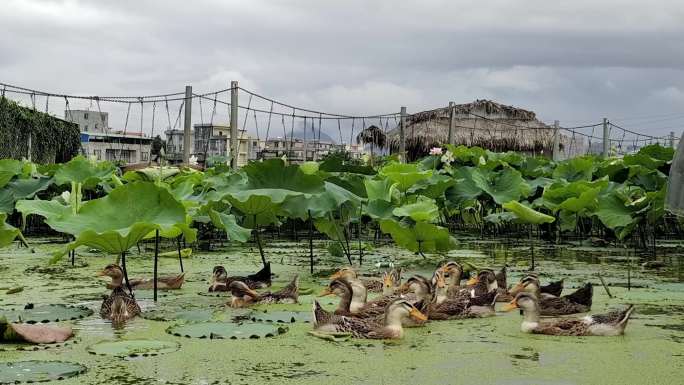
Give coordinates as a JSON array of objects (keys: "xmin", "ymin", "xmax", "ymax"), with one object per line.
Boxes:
[
  {"xmin": 209, "ymin": 263, "xmax": 271, "ymax": 292},
  {"xmin": 382, "ymin": 268, "xmax": 402, "ymax": 296},
  {"xmin": 509, "ymin": 276, "xmax": 592, "ymax": 316},
  {"xmin": 428, "ymin": 269, "xmax": 498, "ymax": 320},
  {"xmin": 97, "ymin": 264, "xmax": 141, "ymax": 324},
  {"xmin": 504, "ymin": 292, "xmax": 634, "ymax": 336},
  {"xmin": 228, "ymin": 275, "xmax": 298, "ymax": 308},
  {"xmin": 126, "ymin": 273, "xmax": 185, "ymax": 290},
  {"xmin": 330, "ymin": 267, "xmax": 383, "ymax": 293},
  {"xmin": 312, "ymin": 298, "xmax": 427, "ymax": 339}
]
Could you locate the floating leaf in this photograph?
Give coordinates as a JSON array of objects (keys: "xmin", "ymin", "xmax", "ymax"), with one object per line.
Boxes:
[
  {"xmin": 143, "ymin": 308, "xmax": 214, "ymax": 323},
  {"xmin": 0, "ymin": 304, "xmax": 94, "ymax": 323},
  {"xmin": 166, "ymin": 321, "xmax": 287, "ymax": 339},
  {"xmin": 0, "ymin": 361, "xmax": 86, "ymax": 384},
  {"xmin": 87, "ymin": 339, "xmax": 180, "ymax": 357},
  {"xmin": 250, "ymin": 311, "xmax": 311, "ymax": 324}
]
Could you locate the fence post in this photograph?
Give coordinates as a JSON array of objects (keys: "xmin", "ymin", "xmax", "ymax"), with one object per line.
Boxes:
[
  {"xmin": 183, "ymin": 86, "xmax": 192, "ymax": 165},
  {"xmin": 670, "ymin": 131, "xmax": 676, "ymax": 148},
  {"xmin": 399, "ymin": 106, "xmax": 407, "ymax": 162},
  {"xmin": 602, "ymin": 118, "xmax": 609, "ymax": 158},
  {"xmin": 27, "ymin": 133, "xmax": 32, "ymax": 162},
  {"xmin": 447, "ymin": 101, "xmax": 455, "ymax": 146},
  {"xmin": 230, "ymin": 81, "xmax": 239, "ymax": 169},
  {"xmin": 552, "ymin": 120, "xmax": 560, "ymax": 161}
]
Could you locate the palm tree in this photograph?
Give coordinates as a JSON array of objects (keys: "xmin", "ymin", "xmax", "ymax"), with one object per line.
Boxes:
[{"xmin": 356, "ymin": 125, "xmax": 386, "ymax": 166}]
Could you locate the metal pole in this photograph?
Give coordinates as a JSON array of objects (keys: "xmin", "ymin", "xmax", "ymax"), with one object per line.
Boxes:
[
  {"xmin": 670, "ymin": 131, "xmax": 676, "ymax": 148},
  {"xmin": 230, "ymin": 81, "xmax": 239, "ymax": 169},
  {"xmin": 27, "ymin": 133, "xmax": 32, "ymax": 162},
  {"xmin": 602, "ymin": 118, "xmax": 609, "ymax": 158},
  {"xmin": 447, "ymin": 101, "xmax": 455, "ymax": 146},
  {"xmin": 552, "ymin": 120, "xmax": 560, "ymax": 161},
  {"xmin": 399, "ymin": 106, "xmax": 406, "ymax": 162},
  {"xmin": 183, "ymin": 86, "xmax": 192, "ymax": 165}
]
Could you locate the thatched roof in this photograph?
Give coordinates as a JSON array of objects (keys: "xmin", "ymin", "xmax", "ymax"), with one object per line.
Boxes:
[
  {"xmin": 387, "ymin": 100, "xmax": 575, "ymax": 160},
  {"xmin": 356, "ymin": 125, "xmax": 386, "ymax": 148}
]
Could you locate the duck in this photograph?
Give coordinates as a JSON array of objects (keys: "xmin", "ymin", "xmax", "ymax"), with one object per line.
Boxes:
[
  {"xmin": 504, "ymin": 292, "xmax": 634, "ymax": 336},
  {"xmin": 228, "ymin": 275, "xmax": 298, "ymax": 308},
  {"xmin": 382, "ymin": 268, "xmax": 402, "ymax": 296},
  {"xmin": 124, "ymin": 273, "xmax": 185, "ymax": 290},
  {"xmin": 330, "ymin": 267, "xmax": 383, "ymax": 293},
  {"xmin": 209, "ymin": 263, "xmax": 271, "ymax": 292},
  {"xmin": 311, "ymin": 298, "xmax": 427, "ymax": 339},
  {"xmin": 509, "ymin": 275, "xmax": 592, "ymax": 316},
  {"xmin": 427, "ymin": 269, "xmax": 498, "ymax": 320},
  {"xmin": 465, "ymin": 269, "xmax": 500, "ymax": 297},
  {"xmin": 97, "ymin": 264, "xmax": 141, "ymax": 324},
  {"xmin": 522, "ymin": 273, "xmax": 565, "ymax": 297}
]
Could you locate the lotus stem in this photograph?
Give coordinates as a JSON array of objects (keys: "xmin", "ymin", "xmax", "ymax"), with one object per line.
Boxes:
[
  {"xmin": 308, "ymin": 211, "xmax": 314, "ymax": 274},
  {"xmin": 121, "ymin": 252, "xmax": 133, "ymax": 297},
  {"xmin": 154, "ymin": 229, "xmax": 159, "ymax": 302},
  {"xmin": 177, "ymin": 235, "xmax": 184, "ymax": 273}
]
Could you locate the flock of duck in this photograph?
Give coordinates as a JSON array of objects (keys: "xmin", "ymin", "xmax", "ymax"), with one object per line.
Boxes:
[{"xmin": 97, "ymin": 260, "xmax": 635, "ymax": 339}]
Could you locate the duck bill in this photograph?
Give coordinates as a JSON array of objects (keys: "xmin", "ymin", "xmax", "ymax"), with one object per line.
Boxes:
[
  {"xmin": 502, "ymin": 300, "xmax": 518, "ymax": 312},
  {"xmin": 466, "ymin": 276, "xmax": 479, "ymax": 285},
  {"xmin": 318, "ymin": 288, "xmax": 333, "ymax": 297},
  {"xmin": 409, "ymin": 308, "xmax": 428, "ymax": 322}
]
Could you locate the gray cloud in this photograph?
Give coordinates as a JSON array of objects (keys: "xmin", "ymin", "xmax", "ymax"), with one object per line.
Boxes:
[{"xmin": 2, "ymin": 0, "xmax": 683, "ymax": 139}]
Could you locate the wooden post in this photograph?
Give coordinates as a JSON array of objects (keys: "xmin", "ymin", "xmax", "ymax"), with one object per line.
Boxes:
[
  {"xmin": 27, "ymin": 132, "xmax": 32, "ymax": 162},
  {"xmin": 230, "ymin": 81, "xmax": 239, "ymax": 169},
  {"xmin": 399, "ymin": 106, "xmax": 407, "ymax": 162},
  {"xmin": 447, "ymin": 102, "xmax": 455, "ymax": 146},
  {"xmin": 602, "ymin": 118, "xmax": 609, "ymax": 158},
  {"xmin": 183, "ymin": 86, "xmax": 192, "ymax": 165},
  {"xmin": 670, "ymin": 131, "xmax": 676, "ymax": 148},
  {"xmin": 552, "ymin": 120, "xmax": 560, "ymax": 161}
]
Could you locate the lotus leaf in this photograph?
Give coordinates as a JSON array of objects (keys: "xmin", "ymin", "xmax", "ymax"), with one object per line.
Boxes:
[
  {"xmin": 392, "ymin": 197, "xmax": 439, "ymax": 222},
  {"xmin": 250, "ymin": 311, "xmax": 311, "ymax": 323},
  {"xmin": 0, "ymin": 361, "xmax": 87, "ymax": 384},
  {"xmin": 502, "ymin": 201, "xmax": 555, "ymax": 225},
  {"xmin": 552, "ymin": 156, "xmax": 595, "ymax": 182},
  {"xmin": 0, "ymin": 304, "xmax": 93, "ymax": 323},
  {"xmin": 364, "ymin": 178, "xmax": 397, "ymax": 202},
  {"xmin": 379, "ymin": 163, "xmax": 432, "ymax": 192},
  {"xmin": 0, "ymin": 213, "xmax": 24, "ymax": 247},
  {"xmin": 379, "ymin": 219, "xmax": 455, "ymax": 253},
  {"xmin": 166, "ymin": 321, "xmax": 286, "ymax": 339},
  {"xmin": 87, "ymin": 339, "xmax": 180, "ymax": 357},
  {"xmin": 0, "ymin": 159, "xmax": 24, "ymax": 189},
  {"xmin": 53, "ymin": 155, "xmax": 116, "ymax": 189}
]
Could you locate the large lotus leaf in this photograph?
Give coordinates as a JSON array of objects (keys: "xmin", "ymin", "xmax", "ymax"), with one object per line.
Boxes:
[
  {"xmin": 124, "ymin": 167, "xmax": 180, "ymax": 182},
  {"xmin": 445, "ymin": 167, "xmax": 482, "ymax": 205},
  {"xmin": 379, "ymin": 163, "xmax": 432, "ymax": 192},
  {"xmin": 638, "ymin": 144, "xmax": 674, "ymax": 162},
  {"xmin": 166, "ymin": 321, "xmax": 286, "ymax": 339},
  {"xmin": 484, "ymin": 211, "xmax": 516, "ymax": 225},
  {"xmin": 314, "ymin": 218, "xmax": 346, "ymax": 241},
  {"xmin": 6, "ymin": 177, "xmax": 53, "ymax": 200},
  {"xmin": 0, "ymin": 361, "xmax": 87, "ymax": 384},
  {"xmin": 0, "ymin": 189, "xmax": 14, "ymax": 213},
  {"xmin": 472, "ymin": 167, "xmax": 530, "ymax": 205},
  {"xmin": 324, "ymin": 178, "xmax": 365, "ymax": 202},
  {"xmin": 628, "ymin": 166, "xmax": 667, "ymax": 191},
  {"xmin": 54, "ymin": 155, "xmax": 116, "ymax": 189},
  {"xmin": 241, "ymin": 159, "xmax": 325, "ymax": 194},
  {"xmin": 0, "ymin": 159, "xmax": 24, "ymax": 189},
  {"xmin": 519, "ymin": 156, "xmax": 554, "ymax": 178},
  {"xmin": 379, "ymin": 219, "xmax": 455, "ymax": 253},
  {"xmin": 318, "ymin": 155, "xmax": 375, "ymax": 175},
  {"xmin": 15, "ymin": 199, "xmax": 71, "ymax": 221},
  {"xmin": 299, "ymin": 161, "xmax": 320, "ymax": 175},
  {"xmin": 407, "ymin": 173, "xmax": 457, "ymax": 199},
  {"xmin": 623, "ymin": 153, "xmax": 665, "ymax": 170},
  {"xmin": 486, "ymin": 151, "xmax": 525, "ymax": 168},
  {"xmin": 558, "ymin": 187, "xmax": 601, "ymax": 213},
  {"xmin": 445, "ymin": 145, "xmax": 487, "ymax": 165},
  {"xmin": 502, "ymin": 201, "xmax": 555, "ymax": 225},
  {"xmin": 593, "ymin": 192, "xmax": 638, "ymax": 234},
  {"xmin": 0, "ymin": 304, "xmax": 93, "ymax": 323},
  {"xmin": 364, "ymin": 178, "xmax": 397, "ymax": 202},
  {"xmin": 527, "ymin": 177, "xmax": 554, "ymax": 192},
  {"xmin": 46, "ymin": 182, "xmax": 194, "ymax": 256},
  {"xmin": 208, "ymin": 209, "xmax": 252, "ymax": 242},
  {"xmin": 87, "ymin": 339, "xmax": 180, "ymax": 357},
  {"xmin": 541, "ymin": 179, "xmax": 608, "ymax": 212},
  {"xmin": 595, "ymin": 158, "xmax": 629, "ymax": 182},
  {"xmin": 0, "ymin": 213, "xmax": 23, "ymax": 247},
  {"xmin": 280, "ymin": 182, "xmax": 358, "ymax": 221},
  {"xmin": 227, "ymin": 194, "xmax": 281, "ymax": 228},
  {"xmin": 250, "ymin": 311, "xmax": 311, "ymax": 324},
  {"xmin": 417, "ymin": 155, "xmax": 441, "ymax": 171},
  {"xmin": 552, "ymin": 156, "xmax": 595, "ymax": 182},
  {"xmin": 392, "ymin": 197, "xmax": 438, "ymax": 222},
  {"xmin": 364, "ymin": 199, "xmax": 396, "ymax": 220}
]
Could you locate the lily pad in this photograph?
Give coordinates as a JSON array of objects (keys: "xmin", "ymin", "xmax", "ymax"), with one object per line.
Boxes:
[
  {"xmin": 87, "ymin": 339, "xmax": 180, "ymax": 358},
  {"xmin": 0, "ymin": 361, "xmax": 87, "ymax": 383},
  {"xmin": 143, "ymin": 308, "xmax": 215, "ymax": 323},
  {"xmin": 250, "ymin": 311, "xmax": 311, "ymax": 324},
  {"xmin": 166, "ymin": 321, "xmax": 287, "ymax": 339},
  {"xmin": 0, "ymin": 336, "xmax": 80, "ymax": 352},
  {"xmin": 0, "ymin": 304, "xmax": 93, "ymax": 323}
]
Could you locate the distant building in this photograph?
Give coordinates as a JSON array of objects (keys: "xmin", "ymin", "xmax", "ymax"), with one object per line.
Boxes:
[
  {"xmin": 164, "ymin": 128, "xmax": 193, "ymax": 164},
  {"xmin": 259, "ymin": 137, "xmax": 364, "ymax": 163},
  {"xmin": 66, "ymin": 109, "xmax": 152, "ymax": 165},
  {"xmin": 192, "ymin": 123, "xmax": 252, "ymax": 167}
]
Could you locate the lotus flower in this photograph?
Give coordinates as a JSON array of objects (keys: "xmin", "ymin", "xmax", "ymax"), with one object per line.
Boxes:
[
  {"xmin": 430, "ymin": 147, "xmax": 443, "ymax": 156},
  {"xmin": 441, "ymin": 150, "xmax": 454, "ymax": 164},
  {"xmin": 189, "ymin": 155, "xmax": 198, "ymax": 166}
]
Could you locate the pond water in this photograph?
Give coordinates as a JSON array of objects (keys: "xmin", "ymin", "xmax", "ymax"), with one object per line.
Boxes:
[{"xmin": 1, "ymin": 237, "xmax": 683, "ymax": 384}]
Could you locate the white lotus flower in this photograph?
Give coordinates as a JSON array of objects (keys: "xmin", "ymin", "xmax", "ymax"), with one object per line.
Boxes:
[
  {"xmin": 189, "ymin": 155, "xmax": 198, "ymax": 166},
  {"xmin": 441, "ymin": 150, "xmax": 454, "ymax": 164}
]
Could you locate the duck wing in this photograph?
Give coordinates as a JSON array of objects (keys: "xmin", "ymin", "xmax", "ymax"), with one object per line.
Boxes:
[{"xmin": 540, "ymin": 279, "xmax": 564, "ymax": 297}]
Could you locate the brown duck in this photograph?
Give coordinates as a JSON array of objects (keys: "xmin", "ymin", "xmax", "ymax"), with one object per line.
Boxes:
[
  {"xmin": 509, "ymin": 275, "xmax": 592, "ymax": 316},
  {"xmin": 97, "ymin": 264, "xmax": 141, "ymax": 324},
  {"xmin": 228, "ymin": 275, "xmax": 298, "ymax": 308},
  {"xmin": 504, "ymin": 292, "xmax": 634, "ymax": 336},
  {"xmin": 209, "ymin": 263, "xmax": 271, "ymax": 292}
]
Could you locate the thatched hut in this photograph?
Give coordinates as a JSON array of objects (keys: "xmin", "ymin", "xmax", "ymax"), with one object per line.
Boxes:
[{"xmin": 387, "ymin": 100, "xmax": 576, "ymax": 160}]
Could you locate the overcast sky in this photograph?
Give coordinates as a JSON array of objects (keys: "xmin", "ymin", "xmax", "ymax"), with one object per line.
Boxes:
[{"xmin": 2, "ymin": 0, "xmax": 683, "ymax": 139}]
